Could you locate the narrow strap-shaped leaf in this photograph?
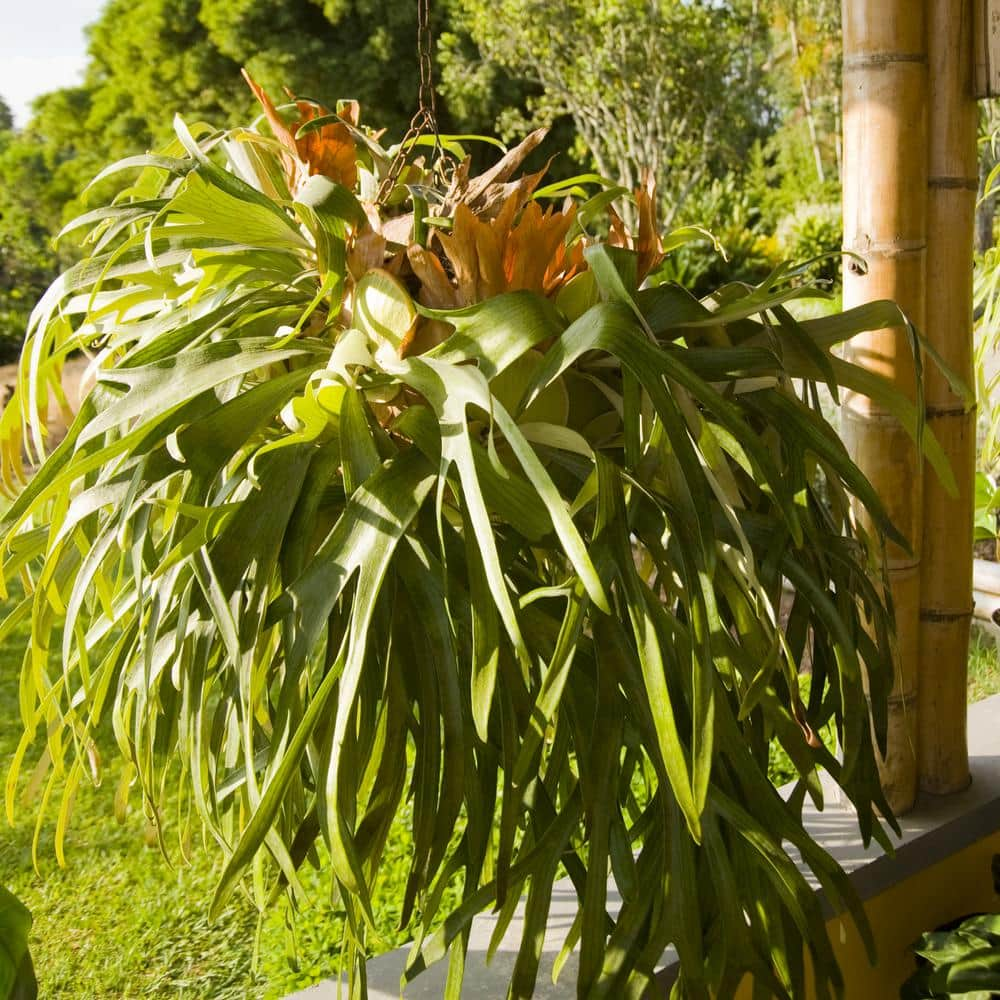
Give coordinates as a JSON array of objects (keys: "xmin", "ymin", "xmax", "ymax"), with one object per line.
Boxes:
[
  {"xmin": 577, "ymin": 622, "xmax": 624, "ymax": 995},
  {"xmin": 597, "ymin": 459, "xmax": 702, "ymax": 840},
  {"xmin": 463, "ymin": 506, "xmax": 501, "ymax": 743},
  {"xmin": 403, "ymin": 786, "xmax": 582, "ymax": 982},
  {"xmin": 275, "ymin": 448, "xmax": 436, "ymax": 670},
  {"xmin": 209, "ymin": 642, "xmax": 345, "ymax": 918},
  {"xmin": 80, "ymin": 338, "xmax": 317, "ymax": 445}
]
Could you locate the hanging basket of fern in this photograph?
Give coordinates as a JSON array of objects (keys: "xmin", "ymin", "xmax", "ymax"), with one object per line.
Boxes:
[{"xmin": 0, "ymin": 75, "xmax": 963, "ymax": 999}]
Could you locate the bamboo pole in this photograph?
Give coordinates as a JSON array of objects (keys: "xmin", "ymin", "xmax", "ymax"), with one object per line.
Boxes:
[
  {"xmin": 842, "ymin": 0, "xmax": 928, "ymax": 814},
  {"xmin": 919, "ymin": 0, "xmax": 977, "ymax": 794}
]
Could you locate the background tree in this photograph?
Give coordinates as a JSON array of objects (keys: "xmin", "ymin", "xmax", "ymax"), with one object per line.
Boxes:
[
  {"xmin": 79, "ymin": 0, "xmax": 473, "ymax": 155},
  {"xmin": 82, "ymin": 0, "xmax": 246, "ymax": 155},
  {"xmin": 200, "ymin": 0, "xmax": 451, "ymax": 138},
  {"xmin": 0, "ymin": 92, "xmax": 90, "ymax": 363},
  {"xmin": 758, "ymin": 0, "xmax": 842, "ymax": 216},
  {"xmin": 0, "ymin": 97, "xmax": 13, "ymax": 134},
  {"xmin": 444, "ymin": 0, "xmax": 772, "ymax": 225}
]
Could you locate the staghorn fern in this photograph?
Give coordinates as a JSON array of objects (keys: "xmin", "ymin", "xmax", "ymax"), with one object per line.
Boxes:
[{"xmin": 0, "ymin": 77, "xmax": 959, "ymax": 999}]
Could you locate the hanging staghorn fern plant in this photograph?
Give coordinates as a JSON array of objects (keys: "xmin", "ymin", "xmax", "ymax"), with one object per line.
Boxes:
[{"xmin": 0, "ymin": 76, "xmax": 961, "ymax": 999}]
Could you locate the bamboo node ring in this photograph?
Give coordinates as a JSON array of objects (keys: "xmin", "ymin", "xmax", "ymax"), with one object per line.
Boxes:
[
  {"xmin": 918, "ymin": 608, "xmax": 975, "ymax": 623},
  {"xmin": 843, "ymin": 52, "xmax": 927, "ymax": 70}
]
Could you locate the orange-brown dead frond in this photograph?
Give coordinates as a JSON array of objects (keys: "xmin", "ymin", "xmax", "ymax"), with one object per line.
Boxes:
[
  {"xmin": 347, "ymin": 229, "xmax": 388, "ymax": 282},
  {"xmin": 435, "ymin": 204, "xmax": 505, "ymax": 306},
  {"xmin": 503, "ymin": 200, "xmax": 583, "ymax": 296},
  {"xmin": 607, "ymin": 206, "xmax": 629, "ymax": 248},
  {"xmin": 445, "ymin": 128, "xmax": 549, "ymax": 216},
  {"xmin": 293, "ymin": 101, "xmax": 358, "ymax": 190},
  {"xmin": 407, "ymin": 245, "xmax": 461, "ymax": 310},
  {"xmin": 411, "ymin": 191, "xmax": 583, "ymax": 310},
  {"xmin": 242, "ymin": 70, "xmax": 358, "ymax": 192},
  {"xmin": 635, "ymin": 172, "xmax": 665, "ymax": 283},
  {"xmin": 242, "ymin": 69, "xmax": 299, "ymax": 181},
  {"xmin": 607, "ymin": 172, "xmax": 665, "ymax": 283}
]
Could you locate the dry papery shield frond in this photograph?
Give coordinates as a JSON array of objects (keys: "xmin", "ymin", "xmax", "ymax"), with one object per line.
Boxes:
[{"xmin": 0, "ymin": 73, "xmax": 962, "ymax": 1000}]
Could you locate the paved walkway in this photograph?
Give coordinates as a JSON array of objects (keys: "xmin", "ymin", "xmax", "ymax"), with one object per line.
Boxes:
[{"xmin": 288, "ymin": 694, "xmax": 1000, "ymax": 999}]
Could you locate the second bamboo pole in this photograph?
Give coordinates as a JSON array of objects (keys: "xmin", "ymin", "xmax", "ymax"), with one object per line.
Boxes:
[
  {"xmin": 842, "ymin": 0, "xmax": 928, "ymax": 814},
  {"xmin": 919, "ymin": 0, "xmax": 977, "ymax": 795}
]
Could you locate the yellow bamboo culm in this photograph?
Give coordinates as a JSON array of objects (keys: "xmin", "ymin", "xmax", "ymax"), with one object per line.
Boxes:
[
  {"xmin": 919, "ymin": 0, "xmax": 977, "ymax": 794},
  {"xmin": 841, "ymin": 0, "xmax": 928, "ymax": 813}
]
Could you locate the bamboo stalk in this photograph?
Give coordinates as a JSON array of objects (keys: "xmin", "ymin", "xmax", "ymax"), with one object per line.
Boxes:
[
  {"xmin": 842, "ymin": 0, "xmax": 928, "ymax": 814},
  {"xmin": 919, "ymin": 0, "xmax": 977, "ymax": 794}
]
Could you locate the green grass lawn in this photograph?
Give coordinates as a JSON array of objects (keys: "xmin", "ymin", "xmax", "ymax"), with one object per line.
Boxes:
[
  {"xmin": 968, "ymin": 626, "xmax": 1000, "ymax": 703},
  {"xmin": 0, "ymin": 595, "xmax": 263, "ymax": 998},
  {"xmin": 4, "ymin": 606, "xmax": 1000, "ymax": 997},
  {"xmin": 0, "ymin": 592, "xmax": 424, "ymax": 999}
]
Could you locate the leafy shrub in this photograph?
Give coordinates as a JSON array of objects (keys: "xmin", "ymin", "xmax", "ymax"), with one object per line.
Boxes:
[
  {"xmin": 649, "ymin": 174, "xmax": 781, "ymax": 296},
  {"xmin": 976, "ymin": 471, "xmax": 1000, "ymax": 544},
  {"xmin": 902, "ymin": 906, "xmax": 1000, "ymax": 999},
  {"xmin": 775, "ymin": 202, "xmax": 842, "ymax": 286},
  {"xmin": 0, "ymin": 886, "xmax": 36, "ymax": 1000}
]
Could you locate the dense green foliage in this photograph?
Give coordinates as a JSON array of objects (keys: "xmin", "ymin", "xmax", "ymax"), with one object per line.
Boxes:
[
  {"xmin": 759, "ymin": 0, "xmax": 842, "ymax": 209},
  {"xmin": 0, "ymin": 117, "xmax": 78, "ymax": 364}
]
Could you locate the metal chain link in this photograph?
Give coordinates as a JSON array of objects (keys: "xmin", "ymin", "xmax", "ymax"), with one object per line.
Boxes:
[{"xmin": 376, "ymin": 0, "xmax": 448, "ymax": 204}]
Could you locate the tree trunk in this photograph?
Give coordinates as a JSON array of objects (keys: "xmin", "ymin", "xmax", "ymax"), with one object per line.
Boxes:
[
  {"xmin": 977, "ymin": 196, "xmax": 995, "ymax": 254},
  {"xmin": 919, "ymin": 0, "xmax": 976, "ymax": 795},
  {"xmin": 977, "ymin": 140, "xmax": 997, "ymax": 253},
  {"xmin": 834, "ymin": 92, "xmax": 843, "ymax": 182},
  {"xmin": 841, "ymin": 0, "xmax": 927, "ymax": 814},
  {"xmin": 789, "ymin": 13, "xmax": 826, "ymax": 185}
]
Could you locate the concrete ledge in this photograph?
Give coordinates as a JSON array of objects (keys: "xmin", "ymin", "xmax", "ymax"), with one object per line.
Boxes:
[
  {"xmin": 290, "ymin": 694, "xmax": 1000, "ymax": 999},
  {"xmin": 974, "ymin": 557, "xmax": 1000, "ymax": 633}
]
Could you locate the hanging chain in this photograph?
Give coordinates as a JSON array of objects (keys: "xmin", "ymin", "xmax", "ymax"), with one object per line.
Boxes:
[
  {"xmin": 376, "ymin": 0, "xmax": 447, "ymax": 204},
  {"xmin": 416, "ymin": 0, "xmax": 438, "ymax": 144}
]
